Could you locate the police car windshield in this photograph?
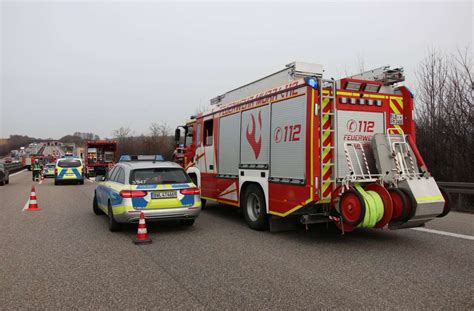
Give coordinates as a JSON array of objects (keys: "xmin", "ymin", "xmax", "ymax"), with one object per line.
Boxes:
[
  {"xmin": 58, "ymin": 160, "xmax": 82, "ymax": 168},
  {"xmin": 130, "ymin": 168, "xmax": 191, "ymax": 185}
]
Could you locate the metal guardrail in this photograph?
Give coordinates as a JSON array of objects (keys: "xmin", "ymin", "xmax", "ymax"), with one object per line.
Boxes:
[{"xmin": 437, "ymin": 182, "xmax": 474, "ymax": 195}]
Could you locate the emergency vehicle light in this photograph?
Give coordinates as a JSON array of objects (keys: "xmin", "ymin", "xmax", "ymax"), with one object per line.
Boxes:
[{"xmin": 304, "ymin": 77, "xmax": 319, "ymax": 89}]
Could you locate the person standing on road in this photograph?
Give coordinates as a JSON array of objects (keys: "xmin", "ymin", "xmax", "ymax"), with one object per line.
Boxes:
[{"xmin": 32, "ymin": 159, "xmax": 42, "ymax": 181}]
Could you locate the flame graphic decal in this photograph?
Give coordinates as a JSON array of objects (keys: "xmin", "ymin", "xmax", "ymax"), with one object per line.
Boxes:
[{"xmin": 246, "ymin": 111, "xmax": 262, "ymax": 159}]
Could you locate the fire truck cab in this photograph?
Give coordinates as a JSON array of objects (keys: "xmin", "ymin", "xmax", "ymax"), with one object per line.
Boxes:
[{"xmin": 175, "ymin": 62, "xmax": 449, "ymax": 232}]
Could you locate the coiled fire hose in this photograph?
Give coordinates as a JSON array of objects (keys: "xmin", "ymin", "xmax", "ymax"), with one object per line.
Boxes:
[{"xmin": 354, "ymin": 184, "xmax": 384, "ymax": 228}]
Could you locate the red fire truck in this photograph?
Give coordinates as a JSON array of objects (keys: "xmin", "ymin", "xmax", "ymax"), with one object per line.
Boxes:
[
  {"xmin": 174, "ymin": 62, "xmax": 449, "ymax": 232},
  {"xmin": 84, "ymin": 140, "xmax": 117, "ymax": 177}
]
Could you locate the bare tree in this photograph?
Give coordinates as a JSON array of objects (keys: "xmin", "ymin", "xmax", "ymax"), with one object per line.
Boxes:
[
  {"xmin": 112, "ymin": 127, "xmax": 132, "ymax": 140},
  {"xmin": 415, "ymin": 48, "xmax": 473, "ymax": 182}
]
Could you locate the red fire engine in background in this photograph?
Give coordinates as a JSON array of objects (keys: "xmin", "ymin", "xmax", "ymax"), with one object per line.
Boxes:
[
  {"xmin": 175, "ymin": 62, "xmax": 449, "ymax": 232},
  {"xmin": 84, "ymin": 140, "xmax": 117, "ymax": 177}
]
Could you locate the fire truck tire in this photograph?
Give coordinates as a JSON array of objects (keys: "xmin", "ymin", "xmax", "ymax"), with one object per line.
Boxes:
[
  {"xmin": 399, "ymin": 188, "xmax": 417, "ymax": 221},
  {"xmin": 108, "ymin": 203, "xmax": 121, "ymax": 232},
  {"xmin": 242, "ymin": 184, "xmax": 268, "ymax": 231},
  {"xmin": 339, "ymin": 189, "xmax": 365, "ymax": 226},
  {"xmin": 201, "ymin": 199, "xmax": 207, "ymax": 209},
  {"xmin": 437, "ymin": 187, "xmax": 451, "ymax": 218},
  {"xmin": 388, "ymin": 187, "xmax": 407, "ymax": 222},
  {"xmin": 93, "ymin": 193, "xmax": 103, "ymax": 215}
]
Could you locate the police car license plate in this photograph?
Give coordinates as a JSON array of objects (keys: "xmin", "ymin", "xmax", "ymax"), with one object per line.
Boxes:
[{"xmin": 151, "ymin": 191, "xmax": 177, "ymax": 199}]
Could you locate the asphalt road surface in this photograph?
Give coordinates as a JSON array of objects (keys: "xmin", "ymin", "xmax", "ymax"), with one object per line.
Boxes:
[{"xmin": 1, "ymin": 170, "xmax": 473, "ymax": 309}]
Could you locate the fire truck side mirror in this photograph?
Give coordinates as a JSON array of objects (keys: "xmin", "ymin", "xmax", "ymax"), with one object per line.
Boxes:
[{"xmin": 174, "ymin": 128, "xmax": 180, "ymax": 142}]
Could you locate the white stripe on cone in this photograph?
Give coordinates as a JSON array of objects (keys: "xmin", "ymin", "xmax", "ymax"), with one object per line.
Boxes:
[
  {"xmin": 137, "ymin": 228, "xmax": 147, "ymax": 234},
  {"xmin": 29, "ymin": 200, "xmax": 37, "ymax": 204}
]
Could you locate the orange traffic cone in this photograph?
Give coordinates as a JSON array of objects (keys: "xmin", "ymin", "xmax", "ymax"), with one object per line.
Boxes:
[
  {"xmin": 133, "ymin": 212, "xmax": 152, "ymax": 244},
  {"xmin": 26, "ymin": 185, "xmax": 42, "ymax": 211}
]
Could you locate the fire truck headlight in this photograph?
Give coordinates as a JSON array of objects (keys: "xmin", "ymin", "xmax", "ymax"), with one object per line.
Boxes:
[{"xmin": 304, "ymin": 77, "xmax": 319, "ymax": 89}]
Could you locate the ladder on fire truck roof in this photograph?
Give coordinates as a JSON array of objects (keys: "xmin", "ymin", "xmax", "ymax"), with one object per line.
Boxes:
[{"xmin": 319, "ymin": 78, "xmax": 337, "ymax": 202}]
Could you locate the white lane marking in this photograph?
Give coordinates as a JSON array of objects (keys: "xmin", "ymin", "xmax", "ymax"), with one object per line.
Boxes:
[
  {"xmin": 88, "ymin": 178, "xmax": 95, "ymax": 183},
  {"xmin": 9, "ymin": 169, "xmax": 26, "ymax": 177},
  {"xmin": 411, "ymin": 227, "xmax": 474, "ymax": 241},
  {"xmin": 39, "ymin": 179, "xmax": 43, "ymax": 185}
]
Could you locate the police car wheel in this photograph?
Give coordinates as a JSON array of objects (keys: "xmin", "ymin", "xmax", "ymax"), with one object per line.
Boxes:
[
  {"xmin": 108, "ymin": 203, "xmax": 121, "ymax": 232},
  {"xmin": 0, "ymin": 180, "xmax": 4, "ymax": 186},
  {"xmin": 93, "ymin": 194, "xmax": 103, "ymax": 215},
  {"xmin": 181, "ymin": 219, "xmax": 195, "ymax": 226},
  {"xmin": 242, "ymin": 184, "xmax": 268, "ymax": 231}
]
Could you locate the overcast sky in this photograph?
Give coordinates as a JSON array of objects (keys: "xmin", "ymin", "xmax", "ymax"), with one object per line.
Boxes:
[{"xmin": 1, "ymin": 1, "xmax": 472, "ymax": 139}]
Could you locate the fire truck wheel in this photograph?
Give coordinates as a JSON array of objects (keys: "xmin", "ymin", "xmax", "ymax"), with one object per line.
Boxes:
[
  {"xmin": 339, "ymin": 189, "xmax": 365, "ymax": 226},
  {"xmin": 388, "ymin": 188, "xmax": 407, "ymax": 222},
  {"xmin": 201, "ymin": 199, "xmax": 207, "ymax": 210},
  {"xmin": 242, "ymin": 184, "xmax": 268, "ymax": 231},
  {"xmin": 399, "ymin": 188, "xmax": 417, "ymax": 221},
  {"xmin": 437, "ymin": 187, "xmax": 451, "ymax": 218}
]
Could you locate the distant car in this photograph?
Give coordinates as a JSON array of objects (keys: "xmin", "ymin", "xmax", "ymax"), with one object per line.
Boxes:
[
  {"xmin": 43, "ymin": 163, "xmax": 56, "ymax": 178},
  {"xmin": 55, "ymin": 158, "xmax": 84, "ymax": 185},
  {"xmin": 93, "ymin": 156, "xmax": 201, "ymax": 231},
  {"xmin": 0, "ymin": 164, "xmax": 10, "ymax": 186}
]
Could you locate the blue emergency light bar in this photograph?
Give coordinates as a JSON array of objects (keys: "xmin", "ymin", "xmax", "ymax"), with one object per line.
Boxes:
[
  {"xmin": 304, "ymin": 76, "xmax": 319, "ymax": 90},
  {"xmin": 119, "ymin": 155, "xmax": 164, "ymax": 162}
]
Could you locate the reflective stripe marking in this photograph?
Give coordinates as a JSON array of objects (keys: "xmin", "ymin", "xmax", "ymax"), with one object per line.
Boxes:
[
  {"xmin": 137, "ymin": 228, "xmax": 147, "ymax": 234},
  {"xmin": 29, "ymin": 200, "xmax": 37, "ymax": 204},
  {"xmin": 9, "ymin": 169, "xmax": 26, "ymax": 177},
  {"xmin": 390, "ymin": 101, "xmax": 401, "ymax": 115},
  {"xmin": 416, "ymin": 196, "xmax": 444, "ymax": 202},
  {"xmin": 411, "ymin": 227, "xmax": 474, "ymax": 241}
]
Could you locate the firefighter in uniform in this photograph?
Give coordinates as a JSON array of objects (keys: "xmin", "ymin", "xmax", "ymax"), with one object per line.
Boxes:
[{"xmin": 32, "ymin": 159, "xmax": 42, "ymax": 181}]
